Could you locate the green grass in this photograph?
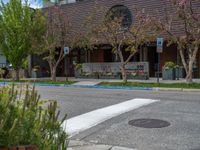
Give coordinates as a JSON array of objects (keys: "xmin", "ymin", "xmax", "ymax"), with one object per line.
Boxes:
[
  {"xmin": 0, "ymin": 79, "xmax": 76, "ymax": 85},
  {"xmin": 98, "ymin": 82, "xmax": 200, "ymax": 89}
]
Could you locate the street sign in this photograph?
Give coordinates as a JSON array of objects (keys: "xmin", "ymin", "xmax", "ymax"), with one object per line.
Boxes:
[
  {"xmin": 64, "ymin": 47, "xmax": 70, "ymax": 55},
  {"xmin": 156, "ymin": 38, "xmax": 164, "ymax": 53},
  {"xmin": 156, "ymin": 37, "xmax": 163, "ymax": 83}
]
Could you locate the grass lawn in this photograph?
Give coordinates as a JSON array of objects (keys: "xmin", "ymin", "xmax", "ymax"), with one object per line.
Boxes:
[
  {"xmin": 98, "ymin": 82, "xmax": 200, "ymax": 89},
  {"xmin": 0, "ymin": 79, "xmax": 76, "ymax": 85}
]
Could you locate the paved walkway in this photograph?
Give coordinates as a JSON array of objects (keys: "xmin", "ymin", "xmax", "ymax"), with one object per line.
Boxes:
[
  {"xmin": 72, "ymin": 78, "xmax": 200, "ymax": 84},
  {"xmin": 68, "ymin": 140, "xmax": 136, "ymax": 150}
]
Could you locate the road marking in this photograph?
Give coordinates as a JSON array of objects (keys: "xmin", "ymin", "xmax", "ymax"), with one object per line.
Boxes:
[{"xmin": 62, "ymin": 98, "xmax": 159, "ymax": 137}]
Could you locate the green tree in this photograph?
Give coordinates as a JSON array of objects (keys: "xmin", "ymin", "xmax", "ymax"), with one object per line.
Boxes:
[
  {"xmin": 86, "ymin": 7, "xmax": 154, "ymax": 82},
  {"xmin": 151, "ymin": 0, "xmax": 200, "ymax": 83},
  {"xmin": 0, "ymin": 0, "xmax": 45, "ymax": 80},
  {"xmin": 38, "ymin": 5, "xmax": 75, "ymax": 81}
]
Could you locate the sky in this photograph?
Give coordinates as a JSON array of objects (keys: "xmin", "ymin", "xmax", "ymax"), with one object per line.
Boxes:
[
  {"xmin": 3, "ymin": 0, "xmax": 43, "ymax": 8},
  {"xmin": 27, "ymin": 0, "xmax": 43, "ymax": 8}
]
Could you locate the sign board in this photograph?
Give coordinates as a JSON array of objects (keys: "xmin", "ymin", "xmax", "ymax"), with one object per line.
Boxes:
[
  {"xmin": 64, "ymin": 47, "xmax": 70, "ymax": 55},
  {"xmin": 156, "ymin": 38, "xmax": 164, "ymax": 53}
]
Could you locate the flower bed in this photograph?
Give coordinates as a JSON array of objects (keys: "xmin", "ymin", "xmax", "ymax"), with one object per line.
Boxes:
[
  {"xmin": 98, "ymin": 72, "xmax": 121, "ymax": 79},
  {"xmin": 127, "ymin": 70, "xmax": 149, "ymax": 80}
]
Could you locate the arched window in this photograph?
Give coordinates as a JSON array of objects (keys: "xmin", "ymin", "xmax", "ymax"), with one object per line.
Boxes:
[{"xmin": 106, "ymin": 5, "xmax": 132, "ymax": 29}]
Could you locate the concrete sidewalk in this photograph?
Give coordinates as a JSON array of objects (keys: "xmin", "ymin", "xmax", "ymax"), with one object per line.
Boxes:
[
  {"xmin": 2, "ymin": 78, "xmax": 200, "ymax": 92},
  {"xmin": 68, "ymin": 140, "xmax": 136, "ymax": 150},
  {"xmin": 24, "ymin": 77, "xmax": 200, "ymax": 84},
  {"xmin": 71, "ymin": 78, "xmax": 200, "ymax": 91},
  {"xmin": 72, "ymin": 77, "xmax": 200, "ymax": 84},
  {"xmin": 73, "ymin": 81, "xmax": 101, "ymax": 86}
]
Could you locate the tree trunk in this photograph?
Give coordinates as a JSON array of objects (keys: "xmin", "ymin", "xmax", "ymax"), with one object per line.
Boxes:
[
  {"xmin": 186, "ymin": 59, "xmax": 194, "ymax": 83},
  {"xmin": 179, "ymin": 46, "xmax": 198, "ymax": 84},
  {"xmin": 14, "ymin": 68, "xmax": 20, "ymax": 81},
  {"xmin": 179, "ymin": 48, "xmax": 188, "ymax": 74},
  {"xmin": 51, "ymin": 66, "xmax": 57, "ymax": 81},
  {"xmin": 121, "ymin": 64, "xmax": 127, "ymax": 82}
]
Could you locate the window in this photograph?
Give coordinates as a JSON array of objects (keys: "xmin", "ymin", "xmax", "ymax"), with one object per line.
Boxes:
[
  {"xmin": 106, "ymin": 5, "xmax": 132, "ymax": 29},
  {"xmin": 49, "ymin": 0, "xmax": 81, "ymax": 5}
]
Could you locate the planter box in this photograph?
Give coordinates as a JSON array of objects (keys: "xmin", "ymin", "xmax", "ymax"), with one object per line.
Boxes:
[
  {"xmin": 74, "ymin": 70, "xmax": 81, "ymax": 78},
  {"xmin": 175, "ymin": 68, "xmax": 185, "ymax": 78},
  {"xmin": 0, "ymin": 145, "xmax": 38, "ymax": 150},
  {"xmin": 162, "ymin": 69, "xmax": 175, "ymax": 80},
  {"xmin": 31, "ymin": 71, "xmax": 43, "ymax": 78}
]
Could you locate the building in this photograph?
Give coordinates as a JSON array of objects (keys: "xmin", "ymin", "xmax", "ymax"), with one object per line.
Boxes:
[
  {"xmin": 44, "ymin": 0, "xmax": 83, "ymax": 7},
  {"xmin": 33, "ymin": 0, "xmax": 200, "ymax": 78}
]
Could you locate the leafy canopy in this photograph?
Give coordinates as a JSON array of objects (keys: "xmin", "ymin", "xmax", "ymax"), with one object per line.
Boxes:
[{"xmin": 0, "ymin": 0, "xmax": 45, "ymax": 70}]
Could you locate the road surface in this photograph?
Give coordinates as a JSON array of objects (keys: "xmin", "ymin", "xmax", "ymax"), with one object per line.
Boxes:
[{"xmin": 36, "ymin": 86, "xmax": 200, "ymax": 150}]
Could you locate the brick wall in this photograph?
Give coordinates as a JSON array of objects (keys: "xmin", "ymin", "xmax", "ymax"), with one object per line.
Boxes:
[
  {"xmin": 160, "ymin": 44, "xmax": 177, "ymax": 69},
  {"xmin": 89, "ymin": 49, "xmax": 104, "ymax": 62},
  {"xmin": 44, "ymin": 0, "xmax": 200, "ymax": 77}
]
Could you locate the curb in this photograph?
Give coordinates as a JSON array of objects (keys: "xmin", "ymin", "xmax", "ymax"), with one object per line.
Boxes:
[
  {"xmin": 0, "ymin": 82, "xmax": 153, "ymax": 91},
  {"xmin": 67, "ymin": 85, "xmax": 153, "ymax": 91},
  {"xmin": 0, "ymin": 82, "xmax": 66, "ymax": 87},
  {"xmin": 152, "ymin": 87, "xmax": 200, "ymax": 92},
  {"xmin": 68, "ymin": 140, "xmax": 136, "ymax": 150},
  {"xmin": 0, "ymin": 82, "xmax": 200, "ymax": 92},
  {"xmin": 182, "ymin": 88, "xmax": 200, "ymax": 92}
]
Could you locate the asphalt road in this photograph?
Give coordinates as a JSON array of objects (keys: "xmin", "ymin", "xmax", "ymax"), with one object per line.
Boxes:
[{"xmin": 36, "ymin": 86, "xmax": 200, "ymax": 150}]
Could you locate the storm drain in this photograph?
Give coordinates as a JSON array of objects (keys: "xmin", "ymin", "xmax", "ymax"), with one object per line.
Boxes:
[{"xmin": 128, "ymin": 119, "xmax": 170, "ymax": 128}]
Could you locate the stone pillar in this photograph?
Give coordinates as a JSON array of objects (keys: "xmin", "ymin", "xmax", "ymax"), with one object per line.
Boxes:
[
  {"xmin": 28, "ymin": 55, "xmax": 32, "ymax": 78},
  {"xmin": 88, "ymin": 51, "xmax": 91, "ymax": 62},
  {"xmin": 143, "ymin": 47, "xmax": 148, "ymax": 61},
  {"xmin": 85, "ymin": 50, "xmax": 88, "ymax": 63},
  {"xmin": 139, "ymin": 48, "xmax": 143, "ymax": 61},
  {"xmin": 64, "ymin": 56, "xmax": 67, "ymax": 76}
]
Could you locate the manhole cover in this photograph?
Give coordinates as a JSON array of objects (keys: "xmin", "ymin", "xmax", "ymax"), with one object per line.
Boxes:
[{"xmin": 128, "ymin": 119, "xmax": 170, "ymax": 128}]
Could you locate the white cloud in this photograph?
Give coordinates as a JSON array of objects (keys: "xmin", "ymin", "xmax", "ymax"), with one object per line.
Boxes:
[{"xmin": 29, "ymin": 0, "xmax": 43, "ymax": 8}]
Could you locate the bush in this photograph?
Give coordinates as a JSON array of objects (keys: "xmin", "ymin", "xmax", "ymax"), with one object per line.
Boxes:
[
  {"xmin": 163, "ymin": 61, "xmax": 176, "ymax": 70},
  {"xmin": 0, "ymin": 85, "xmax": 68, "ymax": 149},
  {"xmin": 75, "ymin": 64, "xmax": 82, "ymax": 71},
  {"xmin": 0, "ymin": 68, "xmax": 5, "ymax": 78}
]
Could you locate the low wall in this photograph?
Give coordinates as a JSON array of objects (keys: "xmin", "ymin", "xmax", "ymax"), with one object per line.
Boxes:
[{"xmin": 77, "ymin": 62, "xmax": 149, "ymax": 80}]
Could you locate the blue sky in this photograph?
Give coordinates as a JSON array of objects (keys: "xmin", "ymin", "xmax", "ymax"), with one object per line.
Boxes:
[
  {"xmin": 3, "ymin": 0, "xmax": 43, "ymax": 8},
  {"xmin": 27, "ymin": 0, "xmax": 43, "ymax": 8}
]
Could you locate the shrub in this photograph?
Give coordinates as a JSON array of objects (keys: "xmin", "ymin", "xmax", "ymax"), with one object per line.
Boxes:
[
  {"xmin": 163, "ymin": 61, "xmax": 176, "ymax": 70},
  {"xmin": 0, "ymin": 85, "xmax": 68, "ymax": 149},
  {"xmin": 0, "ymin": 68, "xmax": 5, "ymax": 78},
  {"xmin": 75, "ymin": 64, "xmax": 82, "ymax": 71}
]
